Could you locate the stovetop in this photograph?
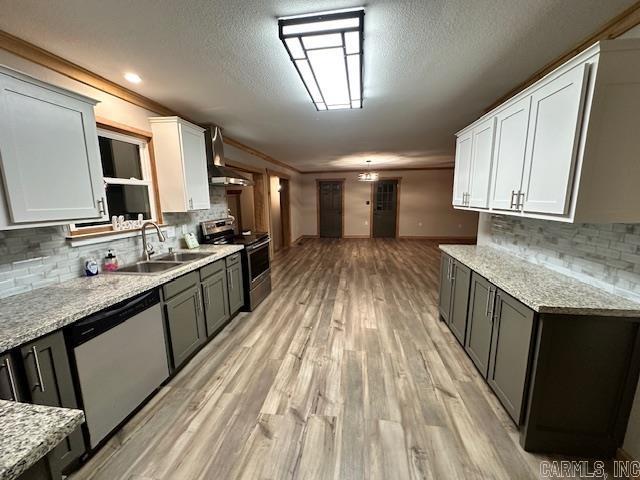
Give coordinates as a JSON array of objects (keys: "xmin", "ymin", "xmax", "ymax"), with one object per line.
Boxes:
[{"xmin": 200, "ymin": 218, "xmax": 268, "ymax": 246}]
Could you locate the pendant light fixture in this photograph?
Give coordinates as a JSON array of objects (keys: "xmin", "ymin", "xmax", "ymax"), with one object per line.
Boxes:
[{"xmin": 358, "ymin": 160, "xmax": 378, "ymax": 182}]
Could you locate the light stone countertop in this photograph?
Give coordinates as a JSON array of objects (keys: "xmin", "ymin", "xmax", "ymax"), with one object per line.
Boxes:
[
  {"xmin": 0, "ymin": 244, "xmax": 244, "ymax": 353},
  {"xmin": 0, "ymin": 400, "xmax": 84, "ymax": 480},
  {"xmin": 440, "ymin": 244, "xmax": 640, "ymax": 317}
]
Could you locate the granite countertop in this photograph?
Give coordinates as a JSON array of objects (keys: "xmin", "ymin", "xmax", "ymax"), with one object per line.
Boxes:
[
  {"xmin": 0, "ymin": 400, "xmax": 84, "ymax": 480},
  {"xmin": 440, "ymin": 245, "xmax": 640, "ymax": 317},
  {"xmin": 0, "ymin": 244, "xmax": 244, "ymax": 352}
]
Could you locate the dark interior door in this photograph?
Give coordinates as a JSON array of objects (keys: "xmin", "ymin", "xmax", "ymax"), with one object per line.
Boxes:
[
  {"xmin": 373, "ymin": 180, "xmax": 398, "ymax": 238},
  {"xmin": 318, "ymin": 181, "xmax": 342, "ymax": 238}
]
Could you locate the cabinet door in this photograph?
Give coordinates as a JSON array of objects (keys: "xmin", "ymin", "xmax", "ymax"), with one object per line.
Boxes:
[
  {"xmin": 468, "ymin": 117, "xmax": 496, "ymax": 208},
  {"xmin": 448, "ymin": 261, "xmax": 471, "ymax": 345},
  {"xmin": 490, "ymin": 97, "xmax": 531, "ymax": 211},
  {"xmin": 202, "ymin": 270, "xmax": 230, "ymax": 336},
  {"xmin": 521, "ymin": 64, "xmax": 589, "ymax": 215},
  {"xmin": 227, "ymin": 263, "xmax": 245, "ymax": 315},
  {"xmin": 0, "ymin": 70, "xmax": 105, "ymax": 223},
  {"xmin": 20, "ymin": 332, "xmax": 85, "ymax": 471},
  {"xmin": 180, "ymin": 123, "xmax": 210, "ymax": 210},
  {"xmin": 165, "ymin": 285, "xmax": 207, "ymax": 369},
  {"xmin": 452, "ymin": 131, "xmax": 473, "ymax": 206},
  {"xmin": 438, "ymin": 254, "xmax": 453, "ymax": 322},
  {"xmin": 464, "ymin": 273, "xmax": 495, "ymax": 378},
  {"xmin": 488, "ymin": 290, "xmax": 535, "ymax": 424},
  {"xmin": 0, "ymin": 353, "xmax": 21, "ymax": 401}
]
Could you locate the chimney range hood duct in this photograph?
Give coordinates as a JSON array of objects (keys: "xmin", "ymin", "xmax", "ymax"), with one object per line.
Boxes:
[{"xmin": 204, "ymin": 125, "xmax": 253, "ymax": 187}]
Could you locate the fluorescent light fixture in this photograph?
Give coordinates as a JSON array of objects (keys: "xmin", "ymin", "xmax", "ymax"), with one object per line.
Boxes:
[
  {"xmin": 279, "ymin": 8, "xmax": 364, "ymax": 111},
  {"xmin": 124, "ymin": 72, "xmax": 142, "ymax": 84}
]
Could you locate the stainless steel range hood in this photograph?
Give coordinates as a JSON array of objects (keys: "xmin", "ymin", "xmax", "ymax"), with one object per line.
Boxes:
[{"xmin": 204, "ymin": 125, "xmax": 253, "ymax": 186}]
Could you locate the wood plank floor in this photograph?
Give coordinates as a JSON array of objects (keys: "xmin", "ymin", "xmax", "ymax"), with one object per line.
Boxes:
[{"xmin": 70, "ymin": 239, "xmax": 614, "ymax": 480}]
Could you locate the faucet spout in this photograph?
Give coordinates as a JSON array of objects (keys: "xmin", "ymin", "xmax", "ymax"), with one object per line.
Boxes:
[{"xmin": 141, "ymin": 221, "xmax": 166, "ymax": 261}]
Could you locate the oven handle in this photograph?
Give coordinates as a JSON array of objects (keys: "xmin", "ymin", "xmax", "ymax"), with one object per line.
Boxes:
[{"xmin": 246, "ymin": 238, "xmax": 271, "ymax": 251}]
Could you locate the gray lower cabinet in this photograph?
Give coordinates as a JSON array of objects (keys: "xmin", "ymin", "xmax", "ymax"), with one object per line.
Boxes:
[
  {"xmin": 19, "ymin": 332, "xmax": 85, "ymax": 472},
  {"xmin": 165, "ymin": 284, "xmax": 207, "ymax": 369},
  {"xmin": 227, "ymin": 262, "xmax": 244, "ymax": 315},
  {"xmin": 448, "ymin": 261, "xmax": 471, "ymax": 345},
  {"xmin": 202, "ymin": 269, "xmax": 230, "ymax": 336},
  {"xmin": 0, "ymin": 352, "xmax": 20, "ymax": 401},
  {"xmin": 487, "ymin": 290, "xmax": 535, "ymax": 423},
  {"xmin": 464, "ymin": 273, "xmax": 496, "ymax": 378},
  {"xmin": 439, "ymin": 254, "xmax": 453, "ymax": 322}
]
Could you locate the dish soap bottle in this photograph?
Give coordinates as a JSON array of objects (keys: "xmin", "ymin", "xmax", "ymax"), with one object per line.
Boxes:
[{"xmin": 103, "ymin": 249, "xmax": 119, "ymax": 272}]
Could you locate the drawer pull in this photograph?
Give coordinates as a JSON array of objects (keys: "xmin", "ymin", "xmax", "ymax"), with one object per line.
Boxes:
[
  {"xmin": 31, "ymin": 346, "xmax": 45, "ymax": 393},
  {"xmin": 3, "ymin": 357, "xmax": 18, "ymax": 401}
]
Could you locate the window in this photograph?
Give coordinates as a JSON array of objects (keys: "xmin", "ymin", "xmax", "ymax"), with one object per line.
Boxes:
[{"xmin": 70, "ymin": 127, "xmax": 158, "ymax": 232}]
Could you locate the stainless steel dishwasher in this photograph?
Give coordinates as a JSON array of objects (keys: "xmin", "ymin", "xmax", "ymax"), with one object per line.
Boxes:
[{"xmin": 67, "ymin": 289, "xmax": 169, "ymax": 448}]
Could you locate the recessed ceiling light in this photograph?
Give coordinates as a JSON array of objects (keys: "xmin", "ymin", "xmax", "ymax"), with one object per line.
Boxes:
[
  {"xmin": 124, "ymin": 72, "xmax": 142, "ymax": 84},
  {"xmin": 278, "ymin": 8, "xmax": 364, "ymax": 111}
]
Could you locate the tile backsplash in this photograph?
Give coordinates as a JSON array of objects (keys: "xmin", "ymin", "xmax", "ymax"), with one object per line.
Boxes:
[
  {"xmin": 488, "ymin": 215, "xmax": 640, "ymax": 302},
  {"xmin": 0, "ymin": 189, "xmax": 227, "ymax": 299}
]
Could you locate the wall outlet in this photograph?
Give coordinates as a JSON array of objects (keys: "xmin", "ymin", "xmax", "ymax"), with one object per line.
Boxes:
[
  {"xmin": 181, "ymin": 225, "xmax": 188, "ymax": 235},
  {"xmin": 364, "ymin": 220, "xmax": 369, "ymax": 226}
]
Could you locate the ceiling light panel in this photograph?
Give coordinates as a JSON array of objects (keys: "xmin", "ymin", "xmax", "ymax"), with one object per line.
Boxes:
[{"xmin": 279, "ymin": 8, "xmax": 364, "ymax": 111}]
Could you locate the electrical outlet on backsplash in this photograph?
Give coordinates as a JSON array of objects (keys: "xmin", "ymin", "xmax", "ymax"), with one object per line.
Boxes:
[
  {"xmin": 487, "ymin": 214, "xmax": 640, "ymax": 302},
  {"xmin": 0, "ymin": 190, "xmax": 228, "ymax": 299}
]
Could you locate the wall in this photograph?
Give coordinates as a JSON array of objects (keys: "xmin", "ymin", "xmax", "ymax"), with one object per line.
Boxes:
[
  {"xmin": 300, "ymin": 169, "xmax": 478, "ymax": 239},
  {"xmin": 0, "ymin": 48, "xmax": 315, "ymax": 298}
]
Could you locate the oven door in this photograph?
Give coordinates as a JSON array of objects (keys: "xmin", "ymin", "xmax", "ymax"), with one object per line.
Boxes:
[{"xmin": 246, "ymin": 238, "xmax": 270, "ymax": 285}]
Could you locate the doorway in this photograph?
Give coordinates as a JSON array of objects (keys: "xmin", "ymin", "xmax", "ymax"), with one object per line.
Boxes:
[
  {"xmin": 268, "ymin": 172, "xmax": 291, "ymax": 253},
  {"xmin": 317, "ymin": 180, "xmax": 343, "ymax": 238},
  {"xmin": 372, "ymin": 179, "xmax": 399, "ymax": 238}
]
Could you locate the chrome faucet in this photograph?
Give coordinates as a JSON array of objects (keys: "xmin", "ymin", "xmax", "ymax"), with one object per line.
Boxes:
[{"xmin": 141, "ymin": 221, "xmax": 166, "ymax": 261}]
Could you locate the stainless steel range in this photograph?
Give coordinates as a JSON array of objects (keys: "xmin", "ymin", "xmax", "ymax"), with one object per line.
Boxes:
[{"xmin": 200, "ymin": 218, "xmax": 271, "ymax": 311}]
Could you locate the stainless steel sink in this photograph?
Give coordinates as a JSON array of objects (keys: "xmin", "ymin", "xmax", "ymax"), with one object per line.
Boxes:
[
  {"xmin": 154, "ymin": 252, "xmax": 211, "ymax": 262},
  {"xmin": 113, "ymin": 261, "xmax": 183, "ymax": 275}
]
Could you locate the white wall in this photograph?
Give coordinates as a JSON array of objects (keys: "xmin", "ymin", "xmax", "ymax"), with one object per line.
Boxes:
[{"xmin": 300, "ymin": 169, "xmax": 478, "ymax": 239}]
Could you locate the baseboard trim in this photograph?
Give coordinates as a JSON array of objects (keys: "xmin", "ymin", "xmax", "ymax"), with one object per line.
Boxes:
[
  {"xmin": 343, "ymin": 235, "xmax": 371, "ymax": 239},
  {"xmin": 398, "ymin": 236, "xmax": 477, "ymax": 244},
  {"xmin": 617, "ymin": 448, "xmax": 639, "ymax": 480}
]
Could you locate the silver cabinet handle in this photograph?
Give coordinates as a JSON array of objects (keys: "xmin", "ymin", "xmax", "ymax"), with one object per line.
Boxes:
[
  {"xmin": 3, "ymin": 357, "xmax": 18, "ymax": 401},
  {"xmin": 97, "ymin": 197, "xmax": 107, "ymax": 216},
  {"xmin": 31, "ymin": 346, "xmax": 45, "ymax": 393},
  {"xmin": 510, "ymin": 190, "xmax": 517, "ymax": 209},
  {"xmin": 195, "ymin": 290, "xmax": 202, "ymax": 316},
  {"xmin": 203, "ymin": 285, "xmax": 210, "ymax": 307},
  {"xmin": 228, "ymin": 270, "xmax": 234, "ymax": 290},
  {"xmin": 485, "ymin": 287, "xmax": 492, "ymax": 317},
  {"xmin": 450, "ymin": 262, "xmax": 455, "ymax": 282},
  {"xmin": 446, "ymin": 259, "xmax": 451, "ymax": 281},
  {"xmin": 489, "ymin": 289, "xmax": 497, "ymax": 320},
  {"xmin": 517, "ymin": 191, "xmax": 525, "ymax": 210}
]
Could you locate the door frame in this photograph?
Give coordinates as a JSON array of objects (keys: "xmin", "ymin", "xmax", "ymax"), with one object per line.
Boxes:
[
  {"xmin": 370, "ymin": 177, "xmax": 401, "ymax": 238},
  {"xmin": 267, "ymin": 168, "xmax": 292, "ymax": 250},
  {"xmin": 316, "ymin": 178, "xmax": 345, "ymax": 238}
]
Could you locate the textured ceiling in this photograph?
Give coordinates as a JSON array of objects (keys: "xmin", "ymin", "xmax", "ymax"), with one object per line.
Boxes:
[{"xmin": 0, "ymin": 0, "xmax": 636, "ymax": 171}]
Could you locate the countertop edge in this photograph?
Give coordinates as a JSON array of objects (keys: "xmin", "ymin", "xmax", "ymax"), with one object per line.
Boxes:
[
  {"xmin": 0, "ymin": 402, "xmax": 84, "ymax": 480},
  {"xmin": 0, "ymin": 245, "xmax": 245, "ymax": 353},
  {"xmin": 439, "ymin": 244, "xmax": 640, "ymax": 318}
]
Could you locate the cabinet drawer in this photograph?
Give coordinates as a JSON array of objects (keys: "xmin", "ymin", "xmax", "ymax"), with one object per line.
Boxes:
[
  {"xmin": 199, "ymin": 259, "xmax": 225, "ymax": 280},
  {"xmin": 163, "ymin": 271, "xmax": 199, "ymax": 300},
  {"xmin": 225, "ymin": 252, "xmax": 241, "ymax": 268}
]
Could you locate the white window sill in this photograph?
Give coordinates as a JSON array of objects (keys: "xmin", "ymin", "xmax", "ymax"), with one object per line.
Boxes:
[{"xmin": 66, "ymin": 225, "xmax": 176, "ymax": 247}]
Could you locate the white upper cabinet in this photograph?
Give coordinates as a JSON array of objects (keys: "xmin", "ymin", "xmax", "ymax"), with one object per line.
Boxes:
[
  {"xmin": 0, "ymin": 66, "xmax": 106, "ymax": 229},
  {"xmin": 490, "ymin": 96, "xmax": 531, "ymax": 211},
  {"xmin": 453, "ymin": 39, "xmax": 640, "ymax": 223},
  {"xmin": 468, "ymin": 117, "xmax": 496, "ymax": 209},
  {"xmin": 452, "ymin": 131, "xmax": 472, "ymax": 206},
  {"xmin": 149, "ymin": 117, "xmax": 210, "ymax": 212},
  {"xmin": 521, "ymin": 64, "xmax": 588, "ymax": 215}
]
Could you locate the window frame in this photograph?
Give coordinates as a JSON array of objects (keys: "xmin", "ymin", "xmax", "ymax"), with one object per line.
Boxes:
[{"xmin": 68, "ymin": 121, "xmax": 162, "ymax": 235}]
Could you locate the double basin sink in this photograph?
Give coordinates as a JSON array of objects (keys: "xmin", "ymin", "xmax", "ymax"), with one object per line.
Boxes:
[{"xmin": 115, "ymin": 251, "xmax": 212, "ymax": 275}]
